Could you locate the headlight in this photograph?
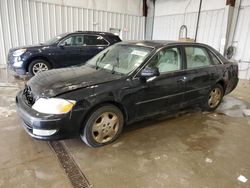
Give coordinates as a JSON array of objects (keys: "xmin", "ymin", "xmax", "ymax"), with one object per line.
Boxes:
[
  {"xmin": 32, "ymin": 98, "xmax": 76, "ymax": 114},
  {"xmin": 13, "ymin": 49, "xmax": 26, "ymax": 56},
  {"xmin": 13, "ymin": 60, "xmax": 24, "ymax": 67}
]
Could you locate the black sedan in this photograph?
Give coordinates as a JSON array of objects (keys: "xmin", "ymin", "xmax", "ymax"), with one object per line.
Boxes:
[
  {"xmin": 8, "ymin": 31, "xmax": 121, "ymax": 75},
  {"xmin": 16, "ymin": 41, "xmax": 238, "ymax": 147}
]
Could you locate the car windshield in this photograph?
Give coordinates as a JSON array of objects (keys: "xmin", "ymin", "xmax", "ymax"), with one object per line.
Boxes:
[
  {"xmin": 86, "ymin": 44, "xmax": 153, "ymax": 75},
  {"xmin": 42, "ymin": 33, "xmax": 67, "ymax": 45}
]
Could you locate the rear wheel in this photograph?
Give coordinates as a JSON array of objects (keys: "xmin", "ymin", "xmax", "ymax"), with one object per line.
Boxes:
[
  {"xmin": 28, "ymin": 59, "xmax": 51, "ymax": 75},
  {"xmin": 81, "ymin": 105, "xmax": 124, "ymax": 147},
  {"xmin": 203, "ymin": 84, "xmax": 224, "ymax": 111}
]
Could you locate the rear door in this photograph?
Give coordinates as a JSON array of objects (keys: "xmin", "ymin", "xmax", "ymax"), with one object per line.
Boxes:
[
  {"xmin": 182, "ymin": 45, "xmax": 218, "ymax": 105},
  {"xmin": 80, "ymin": 35, "xmax": 109, "ymax": 63}
]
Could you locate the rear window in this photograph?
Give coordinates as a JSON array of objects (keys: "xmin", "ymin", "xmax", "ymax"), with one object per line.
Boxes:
[
  {"xmin": 107, "ymin": 35, "xmax": 122, "ymax": 44},
  {"xmin": 84, "ymin": 35, "xmax": 109, "ymax": 46}
]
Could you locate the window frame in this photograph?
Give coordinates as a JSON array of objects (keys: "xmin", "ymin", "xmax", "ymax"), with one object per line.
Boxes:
[
  {"xmin": 207, "ymin": 49, "xmax": 223, "ymax": 65},
  {"xmin": 83, "ymin": 34, "xmax": 110, "ymax": 46},
  {"xmin": 58, "ymin": 34, "xmax": 85, "ymax": 47},
  {"xmin": 58, "ymin": 34, "xmax": 110, "ymax": 47},
  {"xmin": 182, "ymin": 45, "xmax": 215, "ymax": 70},
  {"xmin": 144, "ymin": 46, "xmax": 184, "ymax": 75},
  {"xmin": 133, "ymin": 45, "xmax": 185, "ymax": 78}
]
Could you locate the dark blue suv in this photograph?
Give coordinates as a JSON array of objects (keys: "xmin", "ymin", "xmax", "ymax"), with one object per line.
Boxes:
[{"xmin": 7, "ymin": 31, "xmax": 121, "ymax": 75}]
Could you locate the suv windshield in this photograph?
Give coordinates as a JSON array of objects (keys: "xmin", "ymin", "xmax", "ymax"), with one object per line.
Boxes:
[
  {"xmin": 43, "ymin": 33, "xmax": 68, "ymax": 45},
  {"xmin": 86, "ymin": 44, "xmax": 153, "ymax": 75}
]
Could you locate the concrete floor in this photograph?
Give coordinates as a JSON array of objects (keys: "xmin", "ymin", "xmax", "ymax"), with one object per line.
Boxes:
[{"xmin": 0, "ymin": 69, "xmax": 250, "ymax": 188}]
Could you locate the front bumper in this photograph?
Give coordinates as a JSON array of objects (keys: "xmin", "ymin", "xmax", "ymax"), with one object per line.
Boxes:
[
  {"xmin": 8, "ymin": 66, "xmax": 26, "ymax": 75},
  {"xmin": 7, "ymin": 55, "xmax": 27, "ymax": 75},
  {"xmin": 16, "ymin": 91, "xmax": 82, "ymax": 140}
]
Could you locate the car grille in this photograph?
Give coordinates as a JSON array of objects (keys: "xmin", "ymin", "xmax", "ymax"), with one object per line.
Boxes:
[{"xmin": 23, "ymin": 86, "xmax": 35, "ymax": 105}]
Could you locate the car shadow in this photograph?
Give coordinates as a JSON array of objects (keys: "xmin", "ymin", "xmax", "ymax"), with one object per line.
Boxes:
[{"xmin": 123, "ymin": 107, "xmax": 202, "ymax": 134}]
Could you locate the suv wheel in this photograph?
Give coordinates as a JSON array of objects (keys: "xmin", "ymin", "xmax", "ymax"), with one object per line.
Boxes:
[
  {"xmin": 81, "ymin": 105, "xmax": 124, "ymax": 147},
  {"xmin": 28, "ymin": 59, "xmax": 51, "ymax": 75}
]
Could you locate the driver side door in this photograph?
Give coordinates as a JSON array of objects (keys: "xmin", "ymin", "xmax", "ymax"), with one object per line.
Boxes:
[
  {"xmin": 53, "ymin": 34, "xmax": 84, "ymax": 68},
  {"xmin": 133, "ymin": 46, "xmax": 187, "ymax": 118}
]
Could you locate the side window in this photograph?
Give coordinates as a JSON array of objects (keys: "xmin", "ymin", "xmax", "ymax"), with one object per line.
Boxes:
[
  {"xmin": 84, "ymin": 35, "xmax": 108, "ymax": 46},
  {"xmin": 185, "ymin": 46, "xmax": 213, "ymax": 68},
  {"xmin": 209, "ymin": 51, "xmax": 221, "ymax": 65},
  {"xmin": 148, "ymin": 47, "xmax": 181, "ymax": 73},
  {"xmin": 60, "ymin": 35, "xmax": 84, "ymax": 46}
]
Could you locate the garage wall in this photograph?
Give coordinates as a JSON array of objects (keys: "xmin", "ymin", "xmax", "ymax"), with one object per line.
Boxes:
[
  {"xmin": 153, "ymin": 0, "xmax": 226, "ymax": 50},
  {"xmin": 231, "ymin": 0, "xmax": 250, "ymax": 80},
  {"xmin": 32, "ymin": 0, "xmax": 143, "ymax": 16},
  {"xmin": 0, "ymin": 0, "xmax": 145, "ymax": 65},
  {"xmin": 152, "ymin": 0, "xmax": 250, "ymax": 80}
]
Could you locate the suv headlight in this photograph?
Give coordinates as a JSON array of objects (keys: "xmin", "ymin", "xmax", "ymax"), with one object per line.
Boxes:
[
  {"xmin": 13, "ymin": 49, "xmax": 26, "ymax": 56},
  {"xmin": 32, "ymin": 98, "xmax": 76, "ymax": 114}
]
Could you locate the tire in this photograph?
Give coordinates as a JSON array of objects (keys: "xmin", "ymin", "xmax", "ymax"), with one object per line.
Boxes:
[
  {"xmin": 81, "ymin": 105, "xmax": 124, "ymax": 147},
  {"xmin": 28, "ymin": 59, "xmax": 51, "ymax": 76},
  {"xmin": 203, "ymin": 84, "xmax": 224, "ymax": 111}
]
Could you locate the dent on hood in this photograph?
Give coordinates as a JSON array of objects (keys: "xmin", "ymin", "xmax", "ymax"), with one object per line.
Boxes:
[{"xmin": 42, "ymin": 81, "xmax": 90, "ymax": 97}]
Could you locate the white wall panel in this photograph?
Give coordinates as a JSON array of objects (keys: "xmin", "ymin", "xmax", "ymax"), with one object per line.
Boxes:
[
  {"xmin": 153, "ymin": 8, "xmax": 225, "ymax": 51},
  {"xmin": 33, "ymin": 0, "xmax": 143, "ymax": 16},
  {"xmin": 231, "ymin": 5, "xmax": 250, "ymax": 79},
  {"xmin": 0, "ymin": 0, "xmax": 145, "ymax": 65},
  {"xmin": 153, "ymin": 0, "xmax": 250, "ymax": 79}
]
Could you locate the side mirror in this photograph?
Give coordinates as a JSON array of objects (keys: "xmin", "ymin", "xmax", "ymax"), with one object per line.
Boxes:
[
  {"xmin": 141, "ymin": 67, "xmax": 160, "ymax": 77},
  {"xmin": 58, "ymin": 43, "xmax": 65, "ymax": 49}
]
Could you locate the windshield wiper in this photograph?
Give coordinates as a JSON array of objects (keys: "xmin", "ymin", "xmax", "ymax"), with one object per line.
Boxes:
[
  {"xmin": 95, "ymin": 57, "xmax": 101, "ymax": 70},
  {"xmin": 96, "ymin": 50, "xmax": 109, "ymax": 70}
]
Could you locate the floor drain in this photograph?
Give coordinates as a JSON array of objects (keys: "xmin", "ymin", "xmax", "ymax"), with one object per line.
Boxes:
[{"xmin": 49, "ymin": 141, "xmax": 91, "ymax": 188}]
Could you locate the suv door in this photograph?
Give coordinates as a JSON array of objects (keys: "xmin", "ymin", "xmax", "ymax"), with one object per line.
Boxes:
[
  {"xmin": 52, "ymin": 34, "xmax": 84, "ymax": 67},
  {"xmin": 182, "ymin": 45, "xmax": 218, "ymax": 106},
  {"xmin": 80, "ymin": 35, "xmax": 109, "ymax": 63},
  {"xmin": 133, "ymin": 46, "xmax": 187, "ymax": 118}
]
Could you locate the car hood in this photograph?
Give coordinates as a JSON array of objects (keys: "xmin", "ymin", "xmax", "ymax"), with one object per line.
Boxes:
[
  {"xmin": 27, "ymin": 66, "xmax": 123, "ymax": 98},
  {"xmin": 9, "ymin": 44, "xmax": 45, "ymax": 52}
]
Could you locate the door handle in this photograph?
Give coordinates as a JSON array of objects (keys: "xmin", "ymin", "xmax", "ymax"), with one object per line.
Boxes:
[{"xmin": 177, "ymin": 76, "xmax": 187, "ymax": 83}]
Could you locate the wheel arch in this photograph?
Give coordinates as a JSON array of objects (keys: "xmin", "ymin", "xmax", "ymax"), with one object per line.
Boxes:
[
  {"xmin": 25, "ymin": 56, "xmax": 53, "ymax": 72},
  {"xmin": 216, "ymin": 80, "xmax": 226, "ymax": 94},
  {"xmin": 80, "ymin": 100, "xmax": 128, "ymax": 132}
]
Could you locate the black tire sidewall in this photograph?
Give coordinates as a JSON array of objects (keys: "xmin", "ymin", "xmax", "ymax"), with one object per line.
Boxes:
[
  {"xmin": 203, "ymin": 84, "xmax": 224, "ymax": 111},
  {"xmin": 28, "ymin": 59, "xmax": 51, "ymax": 76},
  {"xmin": 81, "ymin": 105, "xmax": 124, "ymax": 147}
]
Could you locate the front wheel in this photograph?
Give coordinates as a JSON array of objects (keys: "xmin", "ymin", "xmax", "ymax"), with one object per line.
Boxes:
[
  {"xmin": 203, "ymin": 84, "xmax": 224, "ymax": 111},
  {"xmin": 81, "ymin": 105, "xmax": 124, "ymax": 147},
  {"xmin": 28, "ymin": 59, "xmax": 51, "ymax": 75}
]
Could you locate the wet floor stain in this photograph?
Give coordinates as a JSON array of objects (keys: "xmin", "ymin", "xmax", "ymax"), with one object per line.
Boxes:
[
  {"xmin": 184, "ymin": 134, "xmax": 219, "ymax": 152},
  {"xmin": 216, "ymin": 96, "xmax": 250, "ymax": 117}
]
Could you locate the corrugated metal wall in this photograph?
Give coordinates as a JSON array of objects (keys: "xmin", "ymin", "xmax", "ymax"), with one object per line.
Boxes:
[
  {"xmin": 153, "ymin": 8, "xmax": 225, "ymax": 51},
  {"xmin": 0, "ymin": 0, "xmax": 145, "ymax": 65},
  {"xmin": 152, "ymin": 0, "xmax": 250, "ymax": 80},
  {"xmin": 232, "ymin": 4, "xmax": 250, "ymax": 80}
]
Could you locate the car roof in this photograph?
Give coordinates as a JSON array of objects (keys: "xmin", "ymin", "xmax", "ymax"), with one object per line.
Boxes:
[
  {"xmin": 119, "ymin": 40, "xmax": 227, "ymax": 63},
  {"xmin": 69, "ymin": 31, "xmax": 117, "ymax": 36},
  {"xmin": 119, "ymin": 40, "xmax": 209, "ymax": 49}
]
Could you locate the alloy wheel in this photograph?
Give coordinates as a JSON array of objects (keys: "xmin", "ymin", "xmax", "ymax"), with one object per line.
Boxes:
[
  {"xmin": 32, "ymin": 62, "xmax": 49, "ymax": 74},
  {"xmin": 91, "ymin": 112, "xmax": 119, "ymax": 144},
  {"xmin": 208, "ymin": 88, "xmax": 222, "ymax": 108}
]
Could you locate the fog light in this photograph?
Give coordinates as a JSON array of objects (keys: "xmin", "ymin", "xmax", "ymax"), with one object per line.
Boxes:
[{"xmin": 33, "ymin": 129, "xmax": 57, "ymax": 136}]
